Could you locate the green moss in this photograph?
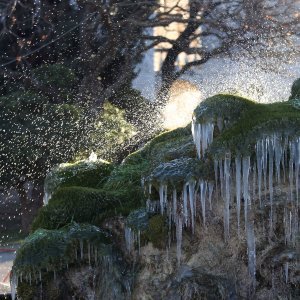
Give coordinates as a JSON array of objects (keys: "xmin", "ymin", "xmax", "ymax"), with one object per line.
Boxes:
[
  {"xmin": 32, "ymin": 187, "xmax": 122, "ymax": 230},
  {"xmin": 32, "ymin": 187, "xmax": 120, "ymax": 231},
  {"xmin": 33, "ymin": 184, "xmax": 145, "ymax": 231},
  {"xmin": 208, "ymin": 101, "xmax": 300, "ymax": 158},
  {"xmin": 193, "ymin": 94, "xmax": 254, "ymax": 127},
  {"xmin": 145, "ymin": 215, "xmax": 167, "ymax": 249},
  {"xmin": 44, "ymin": 160, "xmax": 114, "ymax": 196},
  {"xmin": 13, "ymin": 223, "xmax": 110, "ymax": 278}
]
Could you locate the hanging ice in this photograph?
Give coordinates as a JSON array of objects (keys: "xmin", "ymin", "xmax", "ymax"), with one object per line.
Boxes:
[
  {"xmin": 188, "ymin": 180, "xmax": 196, "ymax": 233},
  {"xmin": 183, "ymin": 183, "xmax": 188, "ymax": 225},
  {"xmin": 199, "ymin": 180, "xmax": 207, "ymax": 227},
  {"xmin": 159, "ymin": 184, "xmax": 168, "ymax": 214},
  {"xmin": 172, "ymin": 189, "xmax": 177, "ymax": 222},
  {"xmin": 224, "ymin": 153, "xmax": 231, "ymax": 240},
  {"xmin": 242, "ymin": 156, "xmax": 250, "ymax": 226},
  {"xmin": 208, "ymin": 182, "xmax": 214, "ymax": 210},
  {"xmin": 176, "ymin": 215, "xmax": 183, "ymax": 265},
  {"xmin": 192, "ymin": 119, "xmax": 214, "ymax": 159},
  {"xmin": 268, "ymin": 137, "xmax": 274, "ymax": 232},
  {"xmin": 246, "ymin": 216, "xmax": 256, "ymax": 289},
  {"xmin": 235, "ymin": 155, "xmax": 241, "ymax": 237},
  {"xmin": 10, "ymin": 274, "xmax": 17, "ymax": 300},
  {"xmin": 125, "ymin": 227, "xmax": 135, "ymax": 253},
  {"xmin": 256, "ymin": 141, "xmax": 263, "ymax": 207}
]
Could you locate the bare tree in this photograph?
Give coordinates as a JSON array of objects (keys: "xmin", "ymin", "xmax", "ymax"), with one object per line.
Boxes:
[{"xmin": 0, "ymin": 0, "xmax": 299, "ymax": 104}]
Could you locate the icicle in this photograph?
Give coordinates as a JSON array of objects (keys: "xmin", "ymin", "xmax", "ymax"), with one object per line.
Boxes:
[
  {"xmin": 148, "ymin": 183, "xmax": 152, "ymax": 194},
  {"xmin": 164, "ymin": 185, "xmax": 168, "ymax": 211},
  {"xmin": 192, "ymin": 120, "xmax": 214, "ymax": 158},
  {"xmin": 246, "ymin": 216, "xmax": 256, "ymax": 291},
  {"xmin": 235, "ymin": 155, "xmax": 242, "ymax": 237},
  {"xmin": 88, "ymin": 242, "xmax": 91, "ymax": 265},
  {"xmin": 252, "ymin": 162, "xmax": 256, "ymax": 204},
  {"xmin": 200, "ymin": 180, "xmax": 207, "ymax": 227},
  {"xmin": 138, "ymin": 230, "xmax": 141, "ymax": 254},
  {"xmin": 224, "ymin": 153, "xmax": 231, "ymax": 241},
  {"xmin": 192, "ymin": 121, "xmax": 201, "ymax": 158},
  {"xmin": 269, "ymin": 138, "xmax": 274, "ymax": 232},
  {"xmin": 188, "ymin": 180, "xmax": 196, "ymax": 233},
  {"xmin": 243, "ymin": 156, "xmax": 250, "ymax": 227},
  {"xmin": 176, "ymin": 215, "xmax": 183, "ymax": 265},
  {"xmin": 125, "ymin": 227, "xmax": 135, "ymax": 253},
  {"xmin": 214, "ymin": 160, "xmax": 218, "ymax": 195},
  {"xmin": 158, "ymin": 184, "xmax": 168, "ymax": 214},
  {"xmin": 262, "ymin": 138, "xmax": 268, "ymax": 200},
  {"xmin": 289, "ymin": 141, "xmax": 294, "ymax": 202},
  {"xmin": 53, "ymin": 270, "xmax": 56, "ymax": 281},
  {"xmin": 94, "ymin": 247, "xmax": 98, "ymax": 264},
  {"xmin": 80, "ymin": 239, "xmax": 84, "ymax": 259},
  {"xmin": 183, "ymin": 184, "xmax": 188, "ymax": 225},
  {"xmin": 10, "ymin": 273, "xmax": 17, "ymax": 300},
  {"xmin": 294, "ymin": 138, "xmax": 300, "ymax": 202},
  {"xmin": 208, "ymin": 182, "xmax": 214, "ymax": 210},
  {"xmin": 284, "ymin": 262, "xmax": 289, "ymax": 284},
  {"xmin": 219, "ymin": 160, "xmax": 224, "ymax": 200},
  {"xmin": 256, "ymin": 140, "xmax": 263, "ymax": 207},
  {"xmin": 172, "ymin": 189, "xmax": 177, "ymax": 222},
  {"xmin": 274, "ymin": 135, "xmax": 282, "ymax": 183}
]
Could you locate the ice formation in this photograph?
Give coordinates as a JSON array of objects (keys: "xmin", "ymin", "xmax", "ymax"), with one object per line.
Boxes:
[
  {"xmin": 125, "ymin": 225, "xmax": 141, "ymax": 255},
  {"xmin": 142, "ymin": 130, "xmax": 299, "ymax": 288},
  {"xmin": 191, "ymin": 117, "xmax": 214, "ymax": 158}
]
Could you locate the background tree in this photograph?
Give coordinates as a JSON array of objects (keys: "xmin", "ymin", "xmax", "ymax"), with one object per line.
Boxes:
[{"xmin": 1, "ymin": 0, "xmax": 298, "ymax": 103}]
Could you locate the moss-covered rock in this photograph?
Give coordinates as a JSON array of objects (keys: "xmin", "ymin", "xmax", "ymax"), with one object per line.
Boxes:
[
  {"xmin": 13, "ymin": 223, "xmax": 110, "ymax": 278},
  {"xmin": 44, "ymin": 159, "xmax": 113, "ymax": 199},
  {"xmin": 33, "ymin": 186, "xmax": 124, "ymax": 230},
  {"xmin": 193, "ymin": 94, "xmax": 254, "ymax": 130},
  {"xmin": 207, "ymin": 101, "xmax": 300, "ymax": 158}
]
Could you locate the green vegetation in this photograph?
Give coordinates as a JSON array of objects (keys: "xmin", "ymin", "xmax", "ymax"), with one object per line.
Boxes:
[
  {"xmin": 85, "ymin": 101, "xmax": 138, "ymax": 161},
  {"xmin": 208, "ymin": 101, "xmax": 300, "ymax": 158},
  {"xmin": 193, "ymin": 94, "xmax": 254, "ymax": 131},
  {"xmin": 44, "ymin": 159, "xmax": 114, "ymax": 197},
  {"xmin": 13, "ymin": 223, "xmax": 111, "ymax": 277},
  {"xmin": 145, "ymin": 215, "xmax": 167, "ymax": 249}
]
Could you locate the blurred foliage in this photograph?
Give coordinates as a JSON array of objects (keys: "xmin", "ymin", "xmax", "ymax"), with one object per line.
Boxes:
[
  {"xmin": 85, "ymin": 101, "xmax": 137, "ymax": 160},
  {"xmin": 0, "ymin": 89, "xmax": 83, "ymax": 188}
]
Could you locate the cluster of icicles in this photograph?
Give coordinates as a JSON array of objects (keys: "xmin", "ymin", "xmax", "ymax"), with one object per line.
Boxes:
[
  {"xmin": 10, "ymin": 241, "xmax": 113, "ymax": 300},
  {"xmin": 125, "ymin": 119, "xmax": 300, "ymax": 290}
]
